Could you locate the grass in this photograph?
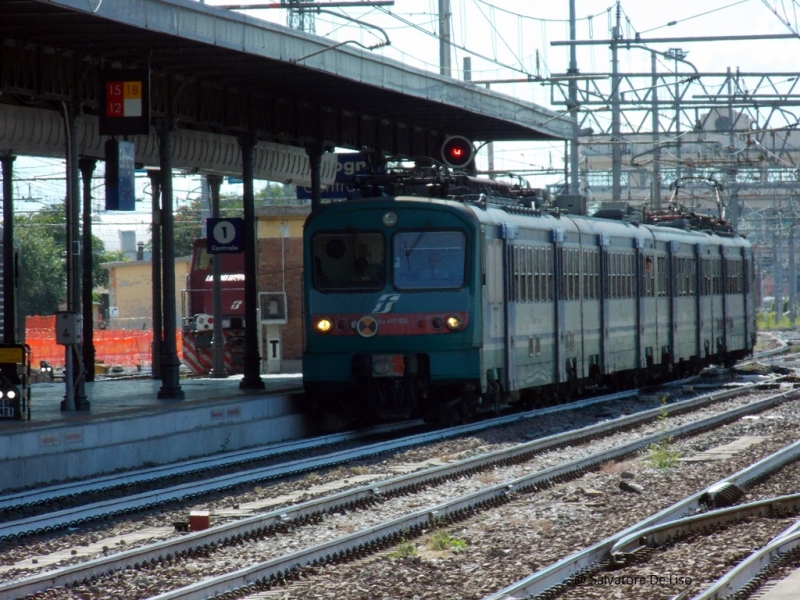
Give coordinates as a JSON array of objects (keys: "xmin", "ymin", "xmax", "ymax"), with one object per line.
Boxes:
[
  {"xmin": 647, "ymin": 396, "xmax": 681, "ymax": 469},
  {"xmin": 428, "ymin": 531, "xmax": 467, "ymax": 551},
  {"xmin": 757, "ymin": 311, "xmax": 796, "ymax": 331},
  {"xmin": 388, "ymin": 540, "xmax": 417, "ymax": 558}
]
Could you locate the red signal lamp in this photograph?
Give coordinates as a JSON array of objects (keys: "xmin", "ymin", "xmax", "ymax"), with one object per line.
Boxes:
[{"xmin": 441, "ymin": 135, "xmax": 474, "ymax": 169}]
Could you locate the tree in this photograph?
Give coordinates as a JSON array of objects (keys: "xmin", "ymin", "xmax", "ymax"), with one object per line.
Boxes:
[
  {"xmin": 15, "ymin": 221, "xmax": 65, "ymax": 316},
  {"xmin": 13, "ymin": 202, "xmax": 125, "ymax": 316},
  {"xmin": 171, "ymin": 193, "xmax": 245, "ymax": 256}
]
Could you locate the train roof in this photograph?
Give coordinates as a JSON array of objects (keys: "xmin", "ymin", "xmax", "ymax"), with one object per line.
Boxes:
[
  {"xmin": 309, "ymin": 165, "xmax": 750, "ymax": 251},
  {"xmin": 308, "ymin": 193, "xmax": 750, "ymax": 252},
  {"xmin": 466, "ymin": 202, "xmax": 750, "ymax": 250}
]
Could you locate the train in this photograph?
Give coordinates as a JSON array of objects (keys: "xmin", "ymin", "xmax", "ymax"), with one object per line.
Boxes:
[
  {"xmin": 302, "ymin": 161, "xmax": 756, "ymax": 424},
  {"xmin": 181, "ymin": 238, "xmax": 246, "ymax": 375}
]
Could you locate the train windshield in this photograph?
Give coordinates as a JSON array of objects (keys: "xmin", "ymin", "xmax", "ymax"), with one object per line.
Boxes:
[
  {"xmin": 393, "ymin": 230, "xmax": 466, "ymax": 290},
  {"xmin": 193, "ymin": 244, "xmax": 212, "ymax": 271},
  {"xmin": 311, "ymin": 232, "xmax": 386, "ymax": 291}
]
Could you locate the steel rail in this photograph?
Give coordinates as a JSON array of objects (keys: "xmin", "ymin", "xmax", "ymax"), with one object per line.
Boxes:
[
  {"xmin": 0, "ymin": 390, "xmax": 643, "ymax": 540},
  {"xmin": 0, "ymin": 420, "xmax": 420, "ymax": 512},
  {"xmin": 141, "ymin": 387, "xmax": 800, "ymax": 600},
  {"xmin": 691, "ymin": 520, "xmax": 800, "ymax": 599},
  {"xmin": 610, "ymin": 493, "xmax": 800, "ymax": 560},
  {"xmin": 0, "ymin": 391, "xmax": 654, "ymax": 516},
  {"xmin": 1, "ymin": 380, "xmax": 788, "ymax": 600},
  {"xmin": 0, "ymin": 384, "xmax": 794, "ymax": 596},
  {"xmin": 484, "ymin": 403, "xmax": 800, "ymax": 600}
]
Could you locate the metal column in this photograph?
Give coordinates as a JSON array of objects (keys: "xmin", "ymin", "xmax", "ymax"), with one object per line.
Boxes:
[
  {"xmin": 206, "ymin": 174, "xmax": 227, "ymax": 378},
  {"xmin": 62, "ymin": 102, "xmax": 88, "ymax": 410},
  {"xmin": 610, "ymin": 2, "xmax": 622, "ymax": 202},
  {"xmin": 651, "ymin": 53, "xmax": 662, "ymax": 209},
  {"xmin": 79, "ymin": 158, "xmax": 97, "ymax": 382},
  {"xmin": 239, "ymin": 134, "xmax": 264, "ymax": 390},
  {"xmin": 568, "ymin": 0, "xmax": 580, "ymax": 195},
  {"xmin": 1, "ymin": 154, "xmax": 15, "ymax": 345},
  {"xmin": 148, "ymin": 169, "xmax": 163, "ymax": 380},
  {"xmin": 156, "ymin": 119, "xmax": 184, "ymax": 400}
]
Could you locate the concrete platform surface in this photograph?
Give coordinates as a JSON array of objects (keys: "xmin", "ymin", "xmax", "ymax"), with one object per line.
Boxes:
[
  {"xmin": 759, "ymin": 568, "xmax": 800, "ymax": 600},
  {"xmin": 0, "ymin": 374, "xmax": 307, "ymax": 492}
]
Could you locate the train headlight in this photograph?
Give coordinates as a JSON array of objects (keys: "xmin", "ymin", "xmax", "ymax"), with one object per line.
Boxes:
[
  {"xmin": 6, "ymin": 390, "xmax": 15, "ymax": 399},
  {"xmin": 315, "ymin": 318, "xmax": 333, "ymax": 334},
  {"xmin": 445, "ymin": 315, "xmax": 463, "ymax": 331}
]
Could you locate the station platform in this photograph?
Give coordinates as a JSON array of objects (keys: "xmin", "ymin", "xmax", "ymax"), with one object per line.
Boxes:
[
  {"xmin": 760, "ymin": 568, "xmax": 800, "ymax": 599},
  {"xmin": 0, "ymin": 373, "xmax": 307, "ymax": 493}
]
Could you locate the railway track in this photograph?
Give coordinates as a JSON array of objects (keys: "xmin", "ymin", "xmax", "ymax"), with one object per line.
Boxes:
[
  {"xmin": 1, "ymin": 376, "xmax": 797, "ymax": 600},
  {"xmin": 0, "ymin": 389, "xmax": 652, "ymax": 540}
]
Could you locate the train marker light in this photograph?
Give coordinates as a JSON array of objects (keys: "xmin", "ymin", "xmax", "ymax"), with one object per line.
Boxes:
[
  {"xmin": 315, "ymin": 318, "xmax": 333, "ymax": 334},
  {"xmin": 445, "ymin": 315, "xmax": 463, "ymax": 331},
  {"xmin": 441, "ymin": 136, "xmax": 474, "ymax": 169},
  {"xmin": 382, "ymin": 211, "xmax": 398, "ymax": 227}
]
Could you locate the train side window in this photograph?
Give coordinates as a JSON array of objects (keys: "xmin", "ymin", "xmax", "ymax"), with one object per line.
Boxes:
[
  {"xmin": 564, "ymin": 248, "xmax": 571, "ymax": 300},
  {"xmin": 525, "ymin": 246, "xmax": 531, "ymax": 302},
  {"xmin": 583, "ymin": 251, "xmax": 590, "ymax": 300},
  {"xmin": 311, "ymin": 232, "xmax": 385, "ymax": 291},
  {"xmin": 626, "ymin": 253, "xmax": 633, "ymax": 298},
  {"xmin": 744, "ymin": 257, "xmax": 751, "ymax": 293},
  {"xmin": 594, "ymin": 250, "xmax": 600, "ymax": 299}
]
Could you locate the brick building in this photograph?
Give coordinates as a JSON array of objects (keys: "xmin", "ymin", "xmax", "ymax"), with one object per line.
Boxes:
[{"xmin": 256, "ymin": 205, "xmax": 309, "ymax": 373}]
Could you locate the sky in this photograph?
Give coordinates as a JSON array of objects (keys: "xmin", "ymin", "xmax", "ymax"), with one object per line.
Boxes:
[{"xmin": 12, "ymin": 0, "xmax": 800, "ymax": 240}]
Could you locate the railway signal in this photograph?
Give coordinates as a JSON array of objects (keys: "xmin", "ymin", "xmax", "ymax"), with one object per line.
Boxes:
[{"xmin": 440, "ymin": 136, "xmax": 474, "ymax": 169}]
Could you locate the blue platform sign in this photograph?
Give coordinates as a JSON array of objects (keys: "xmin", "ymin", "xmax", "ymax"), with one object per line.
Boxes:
[
  {"xmin": 105, "ymin": 139, "xmax": 136, "ymax": 211},
  {"xmin": 296, "ymin": 153, "xmax": 373, "ymax": 201},
  {"xmin": 207, "ymin": 218, "xmax": 243, "ymax": 254}
]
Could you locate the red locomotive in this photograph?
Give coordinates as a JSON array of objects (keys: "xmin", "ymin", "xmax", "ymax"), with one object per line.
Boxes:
[{"xmin": 181, "ymin": 239, "xmax": 246, "ymax": 375}]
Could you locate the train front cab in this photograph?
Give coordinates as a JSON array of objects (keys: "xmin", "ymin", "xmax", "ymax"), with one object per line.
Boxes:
[{"xmin": 303, "ymin": 199, "xmax": 483, "ymax": 422}]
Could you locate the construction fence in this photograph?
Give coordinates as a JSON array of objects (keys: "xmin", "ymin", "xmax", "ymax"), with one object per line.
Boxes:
[{"xmin": 25, "ymin": 315, "xmax": 183, "ymax": 369}]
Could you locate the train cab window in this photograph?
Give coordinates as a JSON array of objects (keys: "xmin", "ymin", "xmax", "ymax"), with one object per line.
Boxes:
[
  {"xmin": 393, "ymin": 230, "xmax": 465, "ymax": 290},
  {"xmin": 193, "ymin": 245, "xmax": 212, "ymax": 271},
  {"xmin": 311, "ymin": 232, "xmax": 385, "ymax": 291}
]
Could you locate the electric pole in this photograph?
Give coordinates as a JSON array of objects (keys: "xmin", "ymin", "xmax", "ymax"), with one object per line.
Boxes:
[{"xmin": 439, "ymin": 0, "xmax": 452, "ymax": 77}]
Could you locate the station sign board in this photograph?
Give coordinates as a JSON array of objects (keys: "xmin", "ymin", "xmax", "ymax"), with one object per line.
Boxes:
[
  {"xmin": 296, "ymin": 153, "xmax": 373, "ymax": 201},
  {"xmin": 105, "ymin": 140, "xmax": 136, "ymax": 211},
  {"xmin": 99, "ymin": 69, "xmax": 151, "ymax": 136},
  {"xmin": 207, "ymin": 218, "xmax": 244, "ymax": 254}
]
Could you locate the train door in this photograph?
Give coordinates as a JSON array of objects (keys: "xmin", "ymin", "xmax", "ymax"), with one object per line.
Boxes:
[
  {"xmin": 484, "ymin": 237, "xmax": 505, "ymax": 385},
  {"xmin": 696, "ymin": 244, "xmax": 712, "ymax": 361}
]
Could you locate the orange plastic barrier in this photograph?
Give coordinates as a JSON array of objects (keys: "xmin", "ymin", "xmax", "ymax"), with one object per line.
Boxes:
[{"xmin": 25, "ymin": 315, "xmax": 182, "ymax": 369}]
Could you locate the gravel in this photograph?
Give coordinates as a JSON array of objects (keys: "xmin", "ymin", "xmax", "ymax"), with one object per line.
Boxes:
[{"xmin": 8, "ymin": 391, "xmax": 800, "ymax": 600}]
